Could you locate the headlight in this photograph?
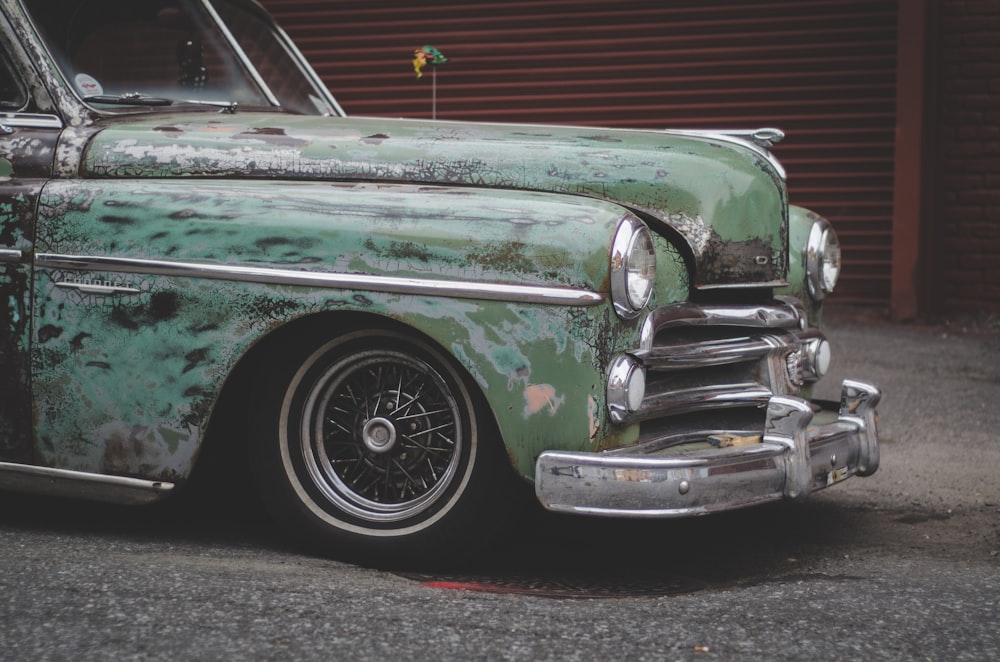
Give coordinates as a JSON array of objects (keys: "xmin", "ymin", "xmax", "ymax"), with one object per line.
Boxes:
[
  {"xmin": 806, "ymin": 218, "xmax": 841, "ymax": 301},
  {"xmin": 610, "ymin": 216, "xmax": 656, "ymax": 318}
]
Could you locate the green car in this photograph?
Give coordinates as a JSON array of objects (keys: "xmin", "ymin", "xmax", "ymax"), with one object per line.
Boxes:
[{"xmin": 0, "ymin": 0, "xmax": 880, "ymax": 563}]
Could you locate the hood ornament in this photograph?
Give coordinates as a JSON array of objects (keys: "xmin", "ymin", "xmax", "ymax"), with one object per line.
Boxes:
[{"xmin": 750, "ymin": 128, "xmax": 785, "ymax": 148}]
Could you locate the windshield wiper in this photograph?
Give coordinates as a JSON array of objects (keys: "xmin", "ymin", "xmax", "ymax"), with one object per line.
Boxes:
[
  {"xmin": 83, "ymin": 92, "xmax": 173, "ymax": 106},
  {"xmin": 172, "ymin": 99, "xmax": 239, "ymax": 114},
  {"xmin": 84, "ymin": 93, "xmax": 239, "ymax": 113}
]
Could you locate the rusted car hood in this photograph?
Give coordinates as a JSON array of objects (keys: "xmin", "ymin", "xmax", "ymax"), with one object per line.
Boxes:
[{"xmin": 80, "ymin": 113, "xmax": 789, "ymax": 288}]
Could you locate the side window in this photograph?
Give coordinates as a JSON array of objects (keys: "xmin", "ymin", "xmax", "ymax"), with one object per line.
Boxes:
[{"xmin": 0, "ymin": 49, "xmax": 27, "ymax": 111}]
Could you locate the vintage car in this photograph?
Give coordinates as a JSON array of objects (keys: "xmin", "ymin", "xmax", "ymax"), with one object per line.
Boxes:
[{"xmin": 0, "ymin": 0, "xmax": 881, "ymax": 562}]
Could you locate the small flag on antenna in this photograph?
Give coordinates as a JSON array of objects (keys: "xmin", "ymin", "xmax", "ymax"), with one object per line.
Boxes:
[{"xmin": 413, "ymin": 45, "xmax": 448, "ymax": 78}]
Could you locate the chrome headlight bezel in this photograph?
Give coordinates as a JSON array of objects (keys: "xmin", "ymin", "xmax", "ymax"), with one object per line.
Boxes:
[
  {"xmin": 806, "ymin": 218, "xmax": 841, "ymax": 301},
  {"xmin": 610, "ymin": 216, "xmax": 656, "ymax": 318}
]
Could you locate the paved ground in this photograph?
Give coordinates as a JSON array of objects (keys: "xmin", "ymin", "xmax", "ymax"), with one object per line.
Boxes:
[{"xmin": 1, "ymin": 306, "xmax": 998, "ymax": 661}]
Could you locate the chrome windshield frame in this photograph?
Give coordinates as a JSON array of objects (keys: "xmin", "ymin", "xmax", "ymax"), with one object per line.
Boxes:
[
  {"xmin": 198, "ymin": 0, "xmax": 279, "ymax": 107},
  {"xmin": 268, "ymin": 12, "xmax": 344, "ymax": 116},
  {"xmin": 202, "ymin": 0, "xmax": 343, "ymax": 116},
  {"xmin": 13, "ymin": 0, "xmax": 343, "ymax": 118}
]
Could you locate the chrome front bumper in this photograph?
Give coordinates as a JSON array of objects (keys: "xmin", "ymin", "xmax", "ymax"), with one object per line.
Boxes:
[{"xmin": 535, "ymin": 380, "xmax": 881, "ymax": 517}]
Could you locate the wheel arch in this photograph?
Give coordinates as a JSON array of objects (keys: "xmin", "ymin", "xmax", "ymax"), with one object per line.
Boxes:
[{"xmin": 192, "ymin": 309, "xmax": 519, "ymax": 491}]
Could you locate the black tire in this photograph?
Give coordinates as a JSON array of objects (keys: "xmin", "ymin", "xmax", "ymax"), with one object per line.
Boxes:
[{"xmin": 250, "ymin": 327, "xmax": 520, "ymax": 566}]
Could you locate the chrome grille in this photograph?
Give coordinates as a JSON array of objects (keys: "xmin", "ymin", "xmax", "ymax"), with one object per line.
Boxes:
[{"xmin": 621, "ymin": 299, "xmax": 821, "ymax": 445}]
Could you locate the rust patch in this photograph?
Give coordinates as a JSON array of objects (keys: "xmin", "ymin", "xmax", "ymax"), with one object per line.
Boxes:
[
  {"xmin": 149, "ymin": 292, "xmax": 180, "ymax": 321},
  {"xmin": 361, "ymin": 133, "xmax": 390, "ymax": 145},
  {"xmin": 588, "ymin": 395, "xmax": 599, "ymax": 440},
  {"xmin": 699, "ymin": 232, "xmax": 781, "ymax": 285},
  {"xmin": 579, "ymin": 135, "xmax": 623, "ymax": 143},
  {"xmin": 708, "ymin": 433, "xmax": 763, "ymax": 448},
  {"xmin": 37, "ymin": 324, "xmax": 63, "ymax": 343},
  {"xmin": 465, "ymin": 241, "xmax": 533, "ymax": 274},
  {"xmin": 102, "ymin": 427, "xmax": 153, "ymax": 476},
  {"xmin": 233, "ymin": 127, "xmax": 308, "ymax": 147},
  {"xmin": 182, "ymin": 348, "xmax": 210, "ymax": 374},
  {"xmin": 363, "ymin": 237, "xmax": 436, "ymax": 264},
  {"xmin": 69, "ymin": 332, "xmax": 91, "ymax": 352}
]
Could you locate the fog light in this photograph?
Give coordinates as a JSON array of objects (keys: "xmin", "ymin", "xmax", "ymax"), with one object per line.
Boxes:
[
  {"xmin": 607, "ymin": 354, "xmax": 646, "ymax": 423},
  {"xmin": 802, "ymin": 338, "xmax": 832, "ymax": 382}
]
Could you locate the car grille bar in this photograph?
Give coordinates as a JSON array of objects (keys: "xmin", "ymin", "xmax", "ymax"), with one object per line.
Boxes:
[{"xmin": 620, "ymin": 299, "xmax": 813, "ymax": 430}]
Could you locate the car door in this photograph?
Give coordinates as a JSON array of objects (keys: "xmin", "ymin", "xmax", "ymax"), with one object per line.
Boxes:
[{"xmin": 0, "ymin": 42, "xmax": 61, "ymax": 462}]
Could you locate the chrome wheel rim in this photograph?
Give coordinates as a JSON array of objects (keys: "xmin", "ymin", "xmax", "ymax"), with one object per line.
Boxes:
[{"xmin": 300, "ymin": 349, "xmax": 463, "ymax": 523}]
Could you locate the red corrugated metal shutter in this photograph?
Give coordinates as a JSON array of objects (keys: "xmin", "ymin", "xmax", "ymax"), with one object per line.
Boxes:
[{"xmin": 265, "ymin": 0, "xmax": 897, "ymax": 305}]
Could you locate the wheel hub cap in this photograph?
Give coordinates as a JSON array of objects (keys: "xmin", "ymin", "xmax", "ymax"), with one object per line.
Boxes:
[{"xmin": 362, "ymin": 417, "xmax": 397, "ymax": 454}]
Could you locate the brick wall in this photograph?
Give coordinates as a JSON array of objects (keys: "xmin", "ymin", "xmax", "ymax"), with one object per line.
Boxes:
[{"xmin": 938, "ymin": 0, "xmax": 1000, "ymax": 313}]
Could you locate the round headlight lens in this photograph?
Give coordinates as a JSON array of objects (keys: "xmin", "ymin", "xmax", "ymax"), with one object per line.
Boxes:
[
  {"xmin": 807, "ymin": 218, "xmax": 841, "ymax": 301},
  {"xmin": 611, "ymin": 217, "xmax": 656, "ymax": 318},
  {"xmin": 626, "ymin": 229, "xmax": 656, "ymax": 308}
]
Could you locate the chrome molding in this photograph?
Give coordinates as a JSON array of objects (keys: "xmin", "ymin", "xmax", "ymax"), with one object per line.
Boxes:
[
  {"xmin": 840, "ymin": 379, "xmax": 882, "ymax": 476},
  {"xmin": 609, "ymin": 215, "xmax": 655, "ymax": 319},
  {"xmin": 634, "ymin": 335, "xmax": 778, "ymax": 370},
  {"xmin": 717, "ymin": 127, "xmax": 786, "ymax": 149},
  {"xmin": 35, "ymin": 253, "xmax": 605, "ymax": 306},
  {"xmin": 0, "ymin": 462, "xmax": 175, "ymax": 505},
  {"xmin": 199, "ymin": 0, "xmax": 280, "ymax": 107},
  {"xmin": 666, "ymin": 128, "xmax": 787, "ymax": 181},
  {"xmin": 55, "ymin": 280, "xmax": 141, "ymax": 296},
  {"xmin": 0, "ymin": 112, "xmax": 63, "ymax": 130},
  {"xmin": 617, "ymin": 382, "xmax": 774, "ymax": 425},
  {"xmin": 620, "ymin": 298, "xmax": 827, "ymax": 426},
  {"xmin": 0, "ymin": 248, "xmax": 22, "ymax": 263},
  {"xmin": 696, "ymin": 279, "xmax": 789, "ymax": 291},
  {"xmin": 270, "ymin": 23, "xmax": 344, "ymax": 116},
  {"xmin": 639, "ymin": 301, "xmax": 804, "ymax": 353}
]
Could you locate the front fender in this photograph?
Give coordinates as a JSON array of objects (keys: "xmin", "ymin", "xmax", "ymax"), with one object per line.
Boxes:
[
  {"xmin": 776, "ymin": 204, "xmax": 825, "ymax": 326},
  {"xmin": 30, "ymin": 179, "xmax": 679, "ymax": 481}
]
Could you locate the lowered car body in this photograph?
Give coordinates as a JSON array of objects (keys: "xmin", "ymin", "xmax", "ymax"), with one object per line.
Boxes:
[{"xmin": 0, "ymin": 0, "xmax": 880, "ymax": 562}]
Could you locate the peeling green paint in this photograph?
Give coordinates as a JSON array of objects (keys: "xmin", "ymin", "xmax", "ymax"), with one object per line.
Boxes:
[
  {"xmin": 28, "ymin": 178, "xmax": 685, "ymax": 480},
  {"xmin": 0, "ymin": 186, "xmax": 41, "ymax": 460},
  {"xmin": 82, "ymin": 114, "xmax": 787, "ymax": 289}
]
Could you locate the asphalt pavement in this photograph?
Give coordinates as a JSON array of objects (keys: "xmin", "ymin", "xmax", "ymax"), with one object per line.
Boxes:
[{"xmin": 1, "ymin": 306, "xmax": 998, "ymax": 661}]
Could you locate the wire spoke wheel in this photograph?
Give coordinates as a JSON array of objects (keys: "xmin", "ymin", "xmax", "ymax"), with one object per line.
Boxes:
[
  {"xmin": 251, "ymin": 326, "xmax": 524, "ymax": 563},
  {"xmin": 303, "ymin": 350, "xmax": 463, "ymax": 523}
]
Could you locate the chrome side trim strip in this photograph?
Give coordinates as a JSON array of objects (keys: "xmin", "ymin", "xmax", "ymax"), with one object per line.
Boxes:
[
  {"xmin": 0, "ymin": 112, "xmax": 63, "ymax": 130},
  {"xmin": 0, "ymin": 462, "xmax": 175, "ymax": 505},
  {"xmin": 0, "ymin": 248, "xmax": 22, "ymax": 263},
  {"xmin": 36, "ymin": 253, "xmax": 605, "ymax": 306},
  {"xmin": 55, "ymin": 281, "xmax": 141, "ymax": 296}
]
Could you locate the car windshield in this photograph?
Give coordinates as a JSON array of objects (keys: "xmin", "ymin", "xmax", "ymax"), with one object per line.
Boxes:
[{"xmin": 20, "ymin": 0, "xmax": 336, "ymax": 115}]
